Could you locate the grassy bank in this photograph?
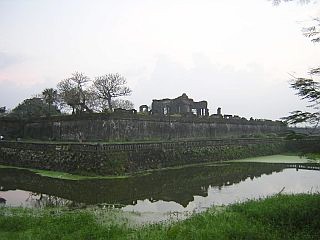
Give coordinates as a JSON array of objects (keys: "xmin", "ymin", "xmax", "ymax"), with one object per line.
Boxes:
[
  {"xmin": 227, "ymin": 154, "xmax": 312, "ymax": 164},
  {"xmin": 1, "ymin": 194, "xmax": 320, "ymax": 239},
  {"xmin": 304, "ymin": 153, "xmax": 320, "ymax": 162}
]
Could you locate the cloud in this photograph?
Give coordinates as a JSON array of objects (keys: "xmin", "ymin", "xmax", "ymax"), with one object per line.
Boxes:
[
  {"xmin": 133, "ymin": 54, "xmax": 309, "ymax": 120},
  {"xmin": 0, "ymin": 79, "xmax": 49, "ymax": 109},
  {"xmin": 0, "ymin": 0, "xmax": 318, "ymax": 119},
  {"xmin": 0, "ymin": 52, "xmax": 23, "ymax": 70}
]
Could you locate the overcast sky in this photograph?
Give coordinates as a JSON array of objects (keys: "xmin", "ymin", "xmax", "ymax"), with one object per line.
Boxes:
[{"xmin": 1, "ymin": 0, "xmax": 320, "ymax": 120}]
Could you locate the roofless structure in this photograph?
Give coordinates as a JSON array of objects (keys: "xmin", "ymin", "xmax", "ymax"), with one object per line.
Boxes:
[{"xmin": 151, "ymin": 93, "xmax": 209, "ymax": 117}]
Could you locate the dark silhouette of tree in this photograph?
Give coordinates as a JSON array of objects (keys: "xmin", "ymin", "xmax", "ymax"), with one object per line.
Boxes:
[
  {"xmin": 302, "ymin": 18, "xmax": 320, "ymax": 43},
  {"xmin": 283, "ymin": 76, "xmax": 320, "ymax": 127},
  {"xmin": 275, "ymin": 0, "xmax": 320, "ymax": 129},
  {"xmin": 42, "ymin": 88, "xmax": 58, "ymax": 115},
  {"xmin": 10, "ymin": 98, "xmax": 60, "ymax": 119},
  {"xmin": 93, "ymin": 73, "xmax": 132, "ymax": 111}
]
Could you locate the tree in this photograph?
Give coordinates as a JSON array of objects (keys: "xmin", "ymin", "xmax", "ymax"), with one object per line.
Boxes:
[
  {"xmin": 272, "ymin": 1, "xmax": 319, "ymax": 43},
  {"xmin": 84, "ymin": 88, "xmax": 105, "ymax": 112},
  {"xmin": 42, "ymin": 88, "xmax": 58, "ymax": 115},
  {"xmin": 111, "ymin": 99, "xmax": 134, "ymax": 110},
  {"xmin": 283, "ymin": 76, "xmax": 320, "ymax": 127},
  {"xmin": 93, "ymin": 73, "xmax": 132, "ymax": 111},
  {"xmin": 277, "ymin": 0, "xmax": 320, "ymax": 129},
  {"xmin": 272, "ymin": 0, "xmax": 311, "ymax": 5},
  {"xmin": 57, "ymin": 79, "xmax": 80, "ymax": 114},
  {"xmin": 9, "ymin": 97, "xmax": 60, "ymax": 119},
  {"xmin": 57, "ymin": 72, "xmax": 92, "ymax": 114}
]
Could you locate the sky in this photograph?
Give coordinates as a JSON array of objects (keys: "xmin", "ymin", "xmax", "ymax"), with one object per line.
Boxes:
[{"xmin": 0, "ymin": 0, "xmax": 320, "ymax": 120}]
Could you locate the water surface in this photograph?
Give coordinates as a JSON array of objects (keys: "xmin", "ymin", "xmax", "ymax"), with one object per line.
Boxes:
[{"xmin": 0, "ymin": 155, "xmax": 319, "ymax": 223}]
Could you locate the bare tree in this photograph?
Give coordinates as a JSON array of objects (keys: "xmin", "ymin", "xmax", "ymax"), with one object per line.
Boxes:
[
  {"xmin": 112, "ymin": 99, "xmax": 134, "ymax": 110},
  {"xmin": 85, "ymin": 87, "xmax": 106, "ymax": 112},
  {"xmin": 57, "ymin": 72, "xmax": 92, "ymax": 114},
  {"xmin": 271, "ymin": 0, "xmax": 310, "ymax": 5},
  {"xmin": 93, "ymin": 73, "xmax": 132, "ymax": 111},
  {"xmin": 302, "ymin": 18, "xmax": 320, "ymax": 43}
]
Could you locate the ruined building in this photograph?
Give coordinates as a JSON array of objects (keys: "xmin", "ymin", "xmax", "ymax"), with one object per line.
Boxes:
[
  {"xmin": 0, "ymin": 107, "xmax": 6, "ymax": 114},
  {"xmin": 151, "ymin": 93, "xmax": 209, "ymax": 116}
]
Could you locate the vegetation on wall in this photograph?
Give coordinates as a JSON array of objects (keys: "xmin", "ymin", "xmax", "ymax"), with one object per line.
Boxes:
[
  {"xmin": 4, "ymin": 72, "xmax": 133, "ymax": 119},
  {"xmin": 9, "ymin": 98, "xmax": 61, "ymax": 119},
  {"xmin": 55, "ymin": 72, "xmax": 133, "ymax": 115},
  {"xmin": 183, "ymin": 143, "xmax": 285, "ymax": 162}
]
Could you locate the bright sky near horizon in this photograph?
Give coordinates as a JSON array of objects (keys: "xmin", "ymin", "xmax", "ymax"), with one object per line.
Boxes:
[{"xmin": 0, "ymin": 0, "xmax": 320, "ymax": 120}]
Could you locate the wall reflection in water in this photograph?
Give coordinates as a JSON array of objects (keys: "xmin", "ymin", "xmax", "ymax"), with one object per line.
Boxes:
[{"xmin": 0, "ymin": 162, "xmax": 319, "ymax": 212}]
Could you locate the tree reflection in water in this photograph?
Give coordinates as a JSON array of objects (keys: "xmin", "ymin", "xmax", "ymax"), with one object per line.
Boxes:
[
  {"xmin": 0, "ymin": 162, "xmax": 319, "ymax": 209},
  {"xmin": 26, "ymin": 192, "xmax": 78, "ymax": 208}
]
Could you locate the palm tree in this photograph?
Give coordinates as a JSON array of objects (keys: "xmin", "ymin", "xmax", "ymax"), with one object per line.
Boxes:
[{"xmin": 42, "ymin": 88, "xmax": 58, "ymax": 116}]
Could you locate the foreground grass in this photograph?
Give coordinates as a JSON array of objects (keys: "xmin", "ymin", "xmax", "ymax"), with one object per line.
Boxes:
[{"xmin": 1, "ymin": 194, "xmax": 320, "ymax": 239}]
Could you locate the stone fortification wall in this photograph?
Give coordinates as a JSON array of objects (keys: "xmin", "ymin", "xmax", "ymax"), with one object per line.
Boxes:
[
  {"xmin": 0, "ymin": 118, "xmax": 24, "ymax": 139},
  {"xmin": 0, "ymin": 138, "xmax": 286, "ymax": 175},
  {"xmin": 286, "ymin": 137, "xmax": 320, "ymax": 153},
  {"xmin": 18, "ymin": 113, "xmax": 285, "ymax": 141}
]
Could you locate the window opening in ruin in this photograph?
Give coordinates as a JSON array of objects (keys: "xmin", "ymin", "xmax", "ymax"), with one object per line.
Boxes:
[{"xmin": 163, "ymin": 107, "xmax": 169, "ymax": 115}]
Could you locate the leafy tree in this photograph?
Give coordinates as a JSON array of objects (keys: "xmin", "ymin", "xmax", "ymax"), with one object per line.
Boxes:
[
  {"xmin": 283, "ymin": 76, "xmax": 320, "ymax": 127},
  {"xmin": 93, "ymin": 73, "xmax": 132, "ymax": 111},
  {"xmin": 57, "ymin": 72, "xmax": 92, "ymax": 114},
  {"xmin": 42, "ymin": 88, "xmax": 58, "ymax": 115},
  {"xmin": 10, "ymin": 97, "xmax": 60, "ymax": 119},
  {"xmin": 276, "ymin": 0, "xmax": 320, "ymax": 129}
]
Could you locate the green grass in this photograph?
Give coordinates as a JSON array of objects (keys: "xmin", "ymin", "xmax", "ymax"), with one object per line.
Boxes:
[
  {"xmin": 304, "ymin": 153, "xmax": 320, "ymax": 162},
  {"xmin": 1, "ymin": 193, "xmax": 320, "ymax": 239},
  {"xmin": 0, "ymin": 165, "xmax": 132, "ymax": 180},
  {"xmin": 228, "ymin": 154, "xmax": 311, "ymax": 164}
]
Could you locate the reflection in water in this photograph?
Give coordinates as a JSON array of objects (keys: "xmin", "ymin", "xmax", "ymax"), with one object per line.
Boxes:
[
  {"xmin": 123, "ymin": 168, "xmax": 320, "ymax": 214},
  {"xmin": 0, "ymin": 197, "xmax": 6, "ymax": 205},
  {"xmin": 0, "ymin": 162, "xmax": 319, "ymax": 214},
  {"xmin": 26, "ymin": 193, "xmax": 83, "ymax": 208}
]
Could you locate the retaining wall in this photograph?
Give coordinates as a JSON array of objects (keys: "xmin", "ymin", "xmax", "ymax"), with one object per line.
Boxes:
[{"xmin": 0, "ymin": 138, "xmax": 286, "ymax": 175}]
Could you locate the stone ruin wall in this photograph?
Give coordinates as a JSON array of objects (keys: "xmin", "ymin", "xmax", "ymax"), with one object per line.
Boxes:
[
  {"xmin": 19, "ymin": 115, "xmax": 285, "ymax": 141},
  {"xmin": 0, "ymin": 93, "xmax": 287, "ymax": 141},
  {"xmin": 0, "ymin": 118, "xmax": 24, "ymax": 139}
]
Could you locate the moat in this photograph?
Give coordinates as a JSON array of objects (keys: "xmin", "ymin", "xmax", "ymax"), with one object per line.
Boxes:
[{"xmin": 1, "ymin": 155, "xmax": 319, "ymax": 223}]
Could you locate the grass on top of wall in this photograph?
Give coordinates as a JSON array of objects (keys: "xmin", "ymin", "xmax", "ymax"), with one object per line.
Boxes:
[{"xmin": 0, "ymin": 193, "xmax": 320, "ymax": 240}]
